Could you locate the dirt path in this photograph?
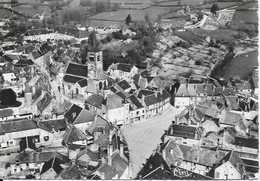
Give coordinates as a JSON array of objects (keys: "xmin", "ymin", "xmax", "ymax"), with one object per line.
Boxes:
[{"xmin": 121, "ymin": 105, "xmax": 184, "ymax": 178}]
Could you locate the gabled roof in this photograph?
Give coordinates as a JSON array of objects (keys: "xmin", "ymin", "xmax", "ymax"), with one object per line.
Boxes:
[
  {"xmin": 0, "ymin": 119, "xmax": 43, "ymax": 135},
  {"xmin": 128, "ymin": 95, "xmax": 143, "ymax": 108},
  {"xmin": 234, "ymin": 137, "xmax": 258, "ymax": 149},
  {"xmin": 106, "ymin": 93, "xmax": 125, "ymax": 109},
  {"xmin": 63, "ymin": 75, "xmax": 85, "ymax": 84},
  {"xmin": 85, "ymin": 94, "xmax": 104, "ymax": 109},
  {"xmin": 219, "ymin": 110, "xmax": 244, "ymax": 126},
  {"xmin": 59, "ymin": 164, "xmax": 81, "ymax": 179},
  {"xmin": 65, "ymin": 63, "xmax": 88, "ymax": 78},
  {"xmin": 196, "ymin": 105, "xmax": 220, "ymax": 119},
  {"xmin": 20, "ymin": 136, "xmax": 36, "ymax": 152},
  {"xmin": 40, "ymin": 156, "xmax": 64, "ymax": 175},
  {"xmin": 111, "ymin": 151, "xmax": 128, "ymax": 178},
  {"xmin": 136, "ymin": 152, "xmax": 175, "ymax": 179},
  {"xmin": 0, "ymin": 109, "xmax": 13, "ymax": 118},
  {"xmin": 117, "ymin": 80, "xmax": 131, "ymax": 90},
  {"xmin": 217, "ymin": 151, "xmax": 245, "ymax": 176},
  {"xmin": 167, "ymin": 124, "xmax": 198, "ymax": 140},
  {"xmin": 14, "ymin": 59, "xmax": 34, "ymax": 66},
  {"xmin": 96, "ymin": 162, "xmax": 118, "ymax": 179},
  {"xmin": 64, "ymin": 104, "xmax": 83, "ymax": 124},
  {"xmin": 63, "ymin": 126, "xmax": 88, "ymax": 144},
  {"xmin": 86, "ymin": 115, "xmax": 112, "ymax": 134},
  {"xmin": 74, "ymin": 108, "xmax": 95, "ymax": 125},
  {"xmin": 40, "ymin": 43, "xmax": 53, "ymax": 54},
  {"xmin": 77, "ymin": 79, "xmax": 88, "ymax": 87},
  {"xmin": 37, "ymin": 93, "xmax": 52, "ymax": 112},
  {"xmin": 56, "ymin": 100, "xmax": 73, "ymax": 115},
  {"xmin": 39, "ymin": 119, "xmax": 67, "ymax": 132},
  {"xmin": 77, "ymin": 148, "xmax": 99, "ymax": 162},
  {"xmin": 16, "ymin": 152, "xmax": 70, "ymax": 164},
  {"xmin": 110, "ymin": 63, "xmax": 132, "ymax": 72},
  {"xmin": 137, "ymin": 89, "xmax": 155, "ymax": 99}
]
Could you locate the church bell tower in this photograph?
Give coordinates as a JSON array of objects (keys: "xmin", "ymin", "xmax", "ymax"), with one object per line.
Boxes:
[{"xmin": 87, "ymin": 32, "xmax": 103, "ymax": 80}]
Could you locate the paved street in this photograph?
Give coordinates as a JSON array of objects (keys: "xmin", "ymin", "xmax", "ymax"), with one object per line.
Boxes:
[{"xmin": 121, "ymin": 105, "xmax": 184, "ymax": 178}]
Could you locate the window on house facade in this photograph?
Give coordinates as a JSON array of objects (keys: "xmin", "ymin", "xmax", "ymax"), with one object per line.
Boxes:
[{"xmin": 44, "ymin": 136, "xmax": 49, "ymax": 141}]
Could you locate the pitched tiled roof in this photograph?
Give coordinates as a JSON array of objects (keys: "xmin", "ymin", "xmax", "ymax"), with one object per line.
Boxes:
[
  {"xmin": 86, "ymin": 115, "xmax": 112, "ymax": 134},
  {"xmin": 0, "ymin": 109, "xmax": 13, "ymax": 118},
  {"xmin": 63, "ymin": 75, "xmax": 85, "ymax": 84},
  {"xmin": 128, "ymin": 95, "xmax": 143, "ymax": 108},
  {"xmin": 0, "ymin": 119, "xmax": 41, "ymax": 135},
  {"xmin": 234, "ymin": 137, "xmax": 258, "ymax": 149},
  {"xmin": 136, "ymin": 152, "xmax": 175, "ymax": 179},
  {"xmin": 39, "ymin": 119, "xmax": 67, "ymax": 132},
  {"xmin": 115, "ymin": 91, "xmax": 127, "ymax": 100},
  {"xmin": 64, "ymin": 104, "xmax": 83, "ymax": 124},
  {"xmin": 57, "ymin": 100, "xmax": 73, "ymax": 115},
  {"xmin": 60, "ymin": 164, "xmax": 81, "ymax": 179},
  {"xmin": 63, "ymin": 126, "xmax": 88, "ymax": 144},
  {"xmin": 183, "ymin": 147, "xmax": 227, "ymax": 167},
  {"xmin": 106, "ymin": 93, "xmax": 125, "ymax": 109},
  {"xmin": 114, "ymin": 63, "xmax": 132, "ymax": 72},
  {"xmin": 40, "ymin": 156, "xmax": 64, "ymax": 175},
  {"xmin": 20, "ymin": 136, "xmax": 36, "ymax": 152},
  {"xmin": 40, "ymin": 43, "xmax": 53, "ymax": 54},
  {"xmin": 217, "ymin": 151, "xmax": 245, "ymax": 176},
  {"xmin": 137, "ymin": 89, "xmax": 154, "ymax": 99},
  {"xmin": 77, "ymin": 79, "xmax": 88, "ymax": 87},
  {"xmin": 85, "ymin": 94, "xmax": 104, "ymax": 109},
  {"xmin": 96, "ymin": 162, "xmax": 118, "ymax": 179},
  {"xmin": 167, "ymin": 124, "xmax": 198, "ymax": 139},
  {"xmin": 219, "ymin": 111, "xmax": 244, "ymax": 126},
  {"xmin": 65, "ymin": 63, "xmax": 88, "ymax": 78},
  {"xmin": 37, "ymin": 93, "xmax": 52, "ymax": 112},
  {"xmin": 117, "ymin": 80, "xmax": 131, "ymax": 90},
  {"xmin": 77, "ymin": 148, "xmax": 99, "ymax": 162},
  {"xmin": 16, "ymin": 152, "xmax": 70, "ymax": 164},
  {"xmin": 111, "ymin": 151, "xmax": 128, "ymax": 178},
  {"xmin": 196, "ymin": 105, "xmax": 220, "ymax": 119},
  {"xmin": 74, "ymin": 108, "xmax": 95, "ymax": 124},
  {"xmin": 14, "ymin": 59, "xmax": 34, "ymax": 66}
]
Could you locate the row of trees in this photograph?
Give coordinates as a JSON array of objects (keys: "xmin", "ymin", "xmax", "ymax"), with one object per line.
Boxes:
[{"xmin": 80, "ymin": 0, "xmax": 119, "ymax": 13}]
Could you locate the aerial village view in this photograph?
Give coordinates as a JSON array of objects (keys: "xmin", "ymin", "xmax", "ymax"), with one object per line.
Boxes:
[{"xmin": 0, "ymin": 0, "xmax": 258, "ymax": 180}]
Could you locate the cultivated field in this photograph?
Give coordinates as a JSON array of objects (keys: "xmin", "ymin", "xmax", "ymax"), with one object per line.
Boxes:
[
  {"xmin": 89, "ymin": 6, "xmax": 174, "ymax": 22},
  {"xmin": 215, "ymin": 50, "xmax": 258, "ymax": 80}
]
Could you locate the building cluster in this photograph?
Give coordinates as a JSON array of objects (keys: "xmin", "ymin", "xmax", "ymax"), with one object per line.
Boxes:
[
  {"xmin": 137, "ymin": 76, "xmax": 259, "ymax": 179},
  {"xmin": 0, "ymin": 17, "xmax": 173, "ymax": 179},
  {"xmin": 0, "ymin": 9, "xmax": 258, "ymax": 180}
]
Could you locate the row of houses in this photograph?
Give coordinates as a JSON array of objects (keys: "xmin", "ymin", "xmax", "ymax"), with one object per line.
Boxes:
[
  {"xmin": 136, "ymin": 95, "xmax": 258, "ymax": 179},
  {"xmin": 2, "ymin": 99, "xmax": 131, "ymax": 179}
]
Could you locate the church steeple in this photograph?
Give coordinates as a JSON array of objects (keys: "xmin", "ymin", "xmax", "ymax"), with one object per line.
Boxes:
[{"xmin": 87, "ymin": 32, "xmax": 103, "ymax": 80}]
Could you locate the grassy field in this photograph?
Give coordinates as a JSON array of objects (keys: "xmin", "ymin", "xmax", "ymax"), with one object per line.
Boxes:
[
  {"xmin": 159, "ymin": 0, "xmax": 205, "ymax": 6},
  {"xmin": 214, "ymin": 50, "xmax": 258, "ymax": 80},
  {"xmin": 89, "ymin": 6, "xmax": 173, "ymax": 22},
  {"xmin": 199, "ymin": 2, "xmax": 241, "ymax": 9},
  {"xmin": 191, "ymin": 28, "xmax": 239, "ymax": 42},
  {"xmin": 12, "ymin": 5, "xmax": 37, "ymax": 16}
]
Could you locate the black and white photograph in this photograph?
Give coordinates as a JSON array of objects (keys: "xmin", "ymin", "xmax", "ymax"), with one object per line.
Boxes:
[{"xmin": 0, "ymin": 0, "xmax": 258, "ymax": 180}]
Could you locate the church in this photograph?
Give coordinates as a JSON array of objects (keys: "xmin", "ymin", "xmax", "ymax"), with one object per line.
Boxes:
[{"xmin": 62, "ymin": 32, "xmax": 107, "ymax": 102}]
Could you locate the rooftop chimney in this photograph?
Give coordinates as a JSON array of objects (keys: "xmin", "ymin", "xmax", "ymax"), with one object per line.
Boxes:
[
  {"xmin": 162, "ymin": 149, "xmax": 166, "ymax": 160},
  {"xmin": 120, "ymin": 144, "xmax": 124, "ymax": 158},
  {"xmin": 107, "ymin": 155, "xmax": 112, "ymax": 166}
]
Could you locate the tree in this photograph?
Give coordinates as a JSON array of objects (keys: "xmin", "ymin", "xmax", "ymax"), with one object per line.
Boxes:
[
  {"xmin": 144, "ymin": 13, "xmax": 150, "ymax": 23},
  {"xmin": 125, "ymin": 14, "xmax": 132, "ymax": 26},
  {"xmin": 211, "ymin": 3, "xmax": 218, "ymax": 15},
  {"xmin": 0, "ymin": 88, "xmax": 17, "ymax": 106}
]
